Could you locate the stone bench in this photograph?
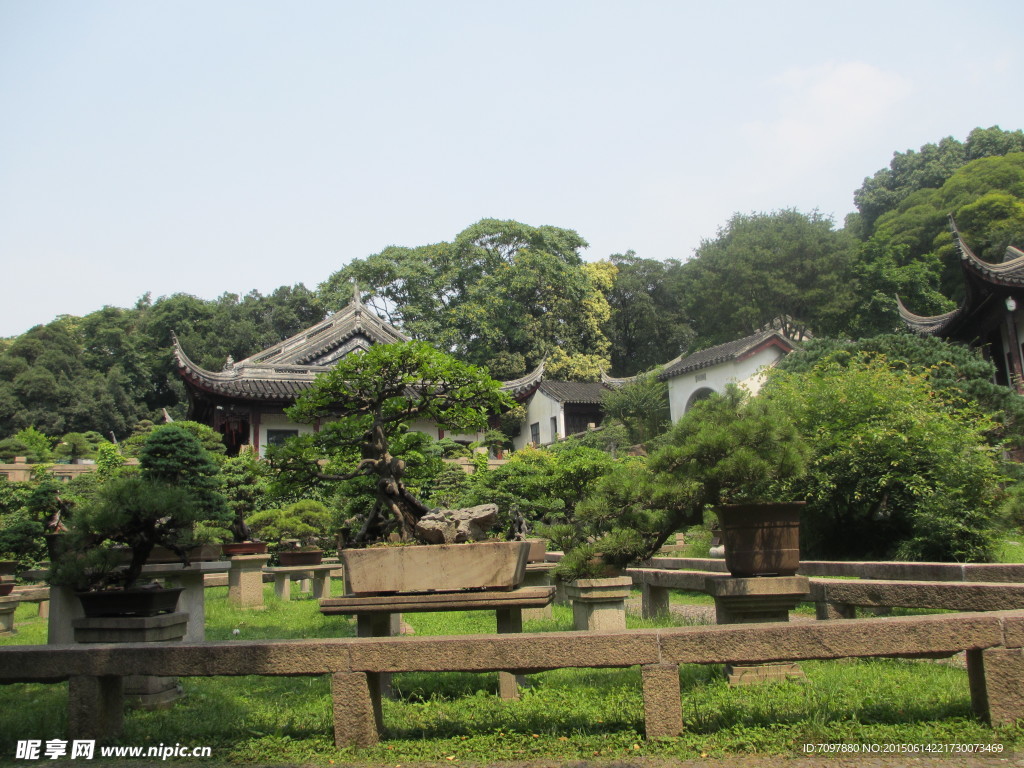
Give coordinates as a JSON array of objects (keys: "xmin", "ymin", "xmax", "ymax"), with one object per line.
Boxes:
[
  {"xmin": 320, "ymin": 585, "xmax": 556, "ymax": 699},
  {"xmin": 264, "ymin": 563, "xmax": 344, "ymax": 601},
  {"xmin": 0, "ymin": 610, "xmax": 1021, "ymax": 747}
]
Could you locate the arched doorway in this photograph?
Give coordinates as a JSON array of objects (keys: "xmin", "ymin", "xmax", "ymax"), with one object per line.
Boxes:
[{"xmin": 685, "ymin": 387, "xmax": 716, "ymax": 412}]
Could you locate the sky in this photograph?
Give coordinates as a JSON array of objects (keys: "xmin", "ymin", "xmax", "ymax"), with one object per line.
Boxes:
[{"xmin": 2, "ymin": 0, "xmax": 1023, "ymax": 338}]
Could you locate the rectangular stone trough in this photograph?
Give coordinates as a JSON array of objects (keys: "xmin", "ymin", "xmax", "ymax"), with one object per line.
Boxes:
[{"xmin": 341, "ymin": 541, "xmax": 530, "ymax": 594}]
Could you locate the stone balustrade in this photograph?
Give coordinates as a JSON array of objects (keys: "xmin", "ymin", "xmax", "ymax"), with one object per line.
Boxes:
[{"xmin": 0, "ymin": 610, "xmax": 1021, "ymax": 747}]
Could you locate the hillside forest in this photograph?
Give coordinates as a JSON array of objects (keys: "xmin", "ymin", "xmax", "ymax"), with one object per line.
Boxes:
[{"xmin": 1, "ymin": 126, "xmax": 1024, "ymax": 447}]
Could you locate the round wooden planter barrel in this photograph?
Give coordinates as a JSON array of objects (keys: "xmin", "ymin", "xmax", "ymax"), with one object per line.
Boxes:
[{"xmin": 716, "ymin": 502, "xmax": 803, "ymax": 578}]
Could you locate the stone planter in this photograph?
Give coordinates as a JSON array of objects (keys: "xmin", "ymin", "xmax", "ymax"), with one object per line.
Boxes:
[
  {"xmin": 716, "ymin": 502, "xmax": 803, "ymax": 578},
  {"xmin": 278, "ymin": 549, "xmax": 323, "ymax": 567},
  {"xmin": 221, "ymin": 541, "xmax": 268, "ymax": 557},
  {"xmin": 524, "ymin": 538, "xmax": 548, "ymax": 563},
  {"xmin": 342, "ymin": 541, "xmax": 530, "ymax": 594}
]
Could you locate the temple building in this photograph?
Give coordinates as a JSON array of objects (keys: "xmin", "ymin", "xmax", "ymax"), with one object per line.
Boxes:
[
  {"xmin": 898, "ymin": 224, "xmax": 1024, "ymax": 394},
  {"xmin": 172, "ymin": 290, "xmax": 543, "ymax": 455}
]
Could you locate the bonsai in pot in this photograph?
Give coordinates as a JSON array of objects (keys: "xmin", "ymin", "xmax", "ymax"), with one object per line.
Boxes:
[
  {"xmin": 554, "ymin": 385, "xmax": 808, "ymax": 582},
  {"xmin": 247, "ymin": 500, "xmax": 331, "ymax": 565},
  {"xmin": 649, "ymin": 385, "xmax": 809, "ymax": 577},
  {"xmin": 47, "ymin": 424, "xmax": 232, "ymax": 616}
]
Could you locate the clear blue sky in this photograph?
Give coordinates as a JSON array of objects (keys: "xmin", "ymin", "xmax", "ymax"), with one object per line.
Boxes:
[{"xmin": 2, "ymin": 0, "xmax": 1022, "ymax": 338}]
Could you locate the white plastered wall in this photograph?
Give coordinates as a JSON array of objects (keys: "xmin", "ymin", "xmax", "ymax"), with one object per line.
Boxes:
[
  {"xmin": 666, "ymin": 347, "xmax": 788, "ymax": 423},
  {"xmin": 512, "ymin": 391, "xmax": 562, "ymax": 451},
  {"xmin": 255, "ymin": 412, "xmax": 317, "ymax": 457}
]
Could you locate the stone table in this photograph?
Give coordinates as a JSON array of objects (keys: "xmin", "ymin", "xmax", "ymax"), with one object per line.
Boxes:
[
  {"xmin": 705, "ymin": 573, "xmax": 810, "ymax": 685},
  {"xmin": 264, "ymin": 563, "xmax": 344, "ymax": 601},
  {"xmin": 26, "ymin": 561, "xmax": 229, "ymax": 645}
]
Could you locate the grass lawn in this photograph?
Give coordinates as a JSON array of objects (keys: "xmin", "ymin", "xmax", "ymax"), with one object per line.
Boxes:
[{"xmin": 0, "ymin": 580, "xmax": 1022, "ymax": 765}]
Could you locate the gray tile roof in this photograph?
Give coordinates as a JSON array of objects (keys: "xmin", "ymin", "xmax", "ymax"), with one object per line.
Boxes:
[
  {"xmin": 537, "ymin": 381, "xmax": 608, "ymax": 404},
  {"xmin": 658, "ymin": 328, "xmax": 794, "ymax": 380}
]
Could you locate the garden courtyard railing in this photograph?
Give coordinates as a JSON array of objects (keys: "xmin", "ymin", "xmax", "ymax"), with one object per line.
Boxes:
[{"xmin": 0, "ymin": 609, "xmax": 1021, "ymax": 747}]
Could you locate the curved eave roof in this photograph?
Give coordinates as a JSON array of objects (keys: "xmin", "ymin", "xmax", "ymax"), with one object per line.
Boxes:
[
  {"xmin": 601, "ymin": 370, "xmax": 637, "ymax": 388},
  {"xmin": 895, "ymin": 295, "xmax": 963, "ymax": 336},
  {"xmin": 500, "ymin": 361, "xmax": 545, "ymax": 400},
  {"xmin": 238, "ymin": 297, "xmax": 410, "ymax": 368},
  {"xmin": 172, "ymin": 334, "xmax": 324, "ymax": 401},
  {"xmin": 897, "ymin": 228, "xmax": 1024, "ymax": 336}
]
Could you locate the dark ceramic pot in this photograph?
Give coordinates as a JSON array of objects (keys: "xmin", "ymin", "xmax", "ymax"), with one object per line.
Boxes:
[
  {"xmin": 76, "ymin": 586, "xmax": 185, "ymax": 618},
  {"xmin": 716, "ymin": 502, "xmax": 803, "ymax": 578},
  {"xmin": 277, "ymin": 549, "xmax": 323, "ymax": 567}
]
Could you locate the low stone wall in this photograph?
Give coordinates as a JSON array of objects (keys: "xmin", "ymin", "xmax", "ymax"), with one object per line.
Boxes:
[
  {"xmin": 627, "ymin": 568, "xmax": 1024, "ymax": 619},
  {"xmin": 0, "ymin": 610, "xmax": 1022, "ymax": 747},
  {"xmin": 639, "ymin": 556, "xmax": 1024, "ymax": 583}
]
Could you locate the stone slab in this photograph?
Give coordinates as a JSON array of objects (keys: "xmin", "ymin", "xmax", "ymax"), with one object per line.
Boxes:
[
  {"xmin": 659, "ymin": 612, "xmax": 1005, "ymax": 665},
  {"xmin": 704, "ymin": 575, "xmax": 809, "ymax": 598},
  {"xmin": 320, "ymin": 586, "xmax": 554, "ymax": 615},
  {"xmin": 342, "ymin": 541, "xmax": 530, "ymax": 594},
  {"xmin": 563, "ymin": 576, "xmax": 633, "ymax": 602},
  {"xmin": 812, "ymin": 579, "xmax": 1024, "ymax": 611},
  {"xmin": 347, "ymin": 630, "xmax": 662, "ymax": 673}
]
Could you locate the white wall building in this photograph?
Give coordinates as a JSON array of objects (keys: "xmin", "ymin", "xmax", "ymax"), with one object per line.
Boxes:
[{"xmin": 657, "ymin": 328, "xmax": 796, "ymax": 423}]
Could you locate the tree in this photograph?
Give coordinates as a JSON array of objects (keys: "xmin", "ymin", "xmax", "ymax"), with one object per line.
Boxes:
[
  {"xmin": 870, "ymin": 153, "xmax": 1024, "ymax": 302},
  {"xmin": 600, "ymin": 369, "xmax": 670, "ymax": 445},
  {"xmin": 678, "ymin": 209, "xmax": 857, "ymax": 348},
  {"xmin": 777, "ymin": 333, "xmax": 1024, "ymax": 446},
  {"xmin": 318, "ymin": 219, "xmax": 613, "ymax": 378},
  {"xmin": 853, "ymin": 127, "xmax": 1024, "ymax": 236},
  {"xmin": 604, "ymin": 252, "xmax": 694, "ymax": 376},
  {"xmin": 282, "ymin": 342, "xmax": 511, "ymax": 542}
]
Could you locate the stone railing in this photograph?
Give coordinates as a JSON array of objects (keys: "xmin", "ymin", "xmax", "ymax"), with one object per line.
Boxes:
[
  {"xmin": 0, "ymin": 610, "xmax": 1022, "ymax": 747},
  {"xmin": 627, "ymin": 567, "xmax": 1024, "ymax": 620},
  {"xmin": 637, "ymin": 556, "xmax": 1024, "ymax": 583}
]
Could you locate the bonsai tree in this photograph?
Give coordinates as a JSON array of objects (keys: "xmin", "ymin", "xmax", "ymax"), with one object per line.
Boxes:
[
  {"xmin": 48, "ymin": 425, "xmax": 231, "ymax": 592},
  {"xmin": 555, "ymin": 385, "xmax": 808, "ymax": 581},
  {"xmin": 279, "ymin": 341, "xmax": 511, "ymax": 543},
  {"xmin": 221, "ymin": 451, "xmax": 273, "ymax": 542},
  {"xmin": 247, "ymin": 500, "xmax": 333, "ymax": 552}
]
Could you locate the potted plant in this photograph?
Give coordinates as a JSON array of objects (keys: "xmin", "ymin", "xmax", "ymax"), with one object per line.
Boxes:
[
  {"xmin": 341, "ymin": 505, "xmax": 530, "ymax": 594},
  {"xmin": 220, "ymin": 451, "xmax": 269, "ymax": 556},
  {"xmin": 247, "ymin": 500, "xmax": 332, "ymax": 565},
  {"xmin": 554, "ymin": 385, "xmax": 808, "ymax": 581},
  {"xmin": 648, "ymin": 385, "xmax": 809, "ymax": 577},
  {"xmin": 47, "ymin": 425, "xmax": 232, "ymax": 616}
]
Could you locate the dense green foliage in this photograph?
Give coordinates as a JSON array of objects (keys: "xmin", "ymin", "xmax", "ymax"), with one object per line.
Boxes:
[
  {"xmin": 555, "ymin": 386, "xmax": 809, "ymax": 580},
  {"xmin": 763, "ymin": 359, "xmax": 1006, "ymax": 561}
]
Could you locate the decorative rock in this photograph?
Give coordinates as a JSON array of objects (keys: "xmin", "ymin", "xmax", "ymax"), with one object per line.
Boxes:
[{"xmin": 415, "ymin": 504, "xmax": 498, "ymax": 544}]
